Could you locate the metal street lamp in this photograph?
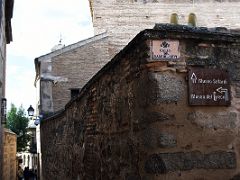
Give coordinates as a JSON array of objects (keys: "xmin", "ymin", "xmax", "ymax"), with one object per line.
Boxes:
[
  {"xmin": 27, "ymin": 105, "xmax": 34, "ymax": 117},
  {"xmin": 34, "ymin": 117, "xmax": 40, "ymax": 126},
  {"xmin": 27, "ymin": 105, "xmax": 41, "ymax": 126},
  {"xmin": 1, "ymin": 98, "xmax": 7, "ymax": 124}
]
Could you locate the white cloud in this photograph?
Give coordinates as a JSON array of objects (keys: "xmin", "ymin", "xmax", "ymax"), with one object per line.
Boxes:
[
  {"xmin": 9, "ymin": 0, "xmax": 93, "ymax": 57},
  {"xmin": 6, "ymin": 0, "xmax": 94, "ymax": 112},
  {"xmin": 6, "ymin": 64, "xmax": 36, "ymax": 111}
]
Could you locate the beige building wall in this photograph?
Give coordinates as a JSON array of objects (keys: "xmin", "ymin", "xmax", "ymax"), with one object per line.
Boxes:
[
  {"xmin": 3, "ymin": 129, "xmax": 16, "ymax": 180},
  {"xmin": 35, "ymin": 33, "xmax": 110, "ymax": 115},
  {"xmin": 51, "ymin": 36, "xmax": 110, "ymax": 112},
  {"xmin": 90, "ymin": 0, "xmax": 240, "ymax": 56}
]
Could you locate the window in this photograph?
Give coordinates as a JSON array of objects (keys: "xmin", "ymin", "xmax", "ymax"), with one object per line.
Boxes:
[
  {"xmin": 70, "ymin": 88, "xmax": 80, "ymax": 99},
  {"xmin": 170, "ymin": 13, "xmax": 179, "ymax": 25},
  {"xmin": 188, "ymin": 13, "xmax": 197, "ymax": 27}
]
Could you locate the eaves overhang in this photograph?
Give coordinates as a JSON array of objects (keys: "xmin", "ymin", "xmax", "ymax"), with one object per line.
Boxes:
[
  {"xmin": 5, "ymin": 0, "xmax": 14, "ymax": 44},
  {"xmin": 34, "ymin": 32, "xmax": 108, "ymax": 86}
]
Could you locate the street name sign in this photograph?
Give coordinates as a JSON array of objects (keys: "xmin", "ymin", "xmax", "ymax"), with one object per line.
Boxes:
[
  {"xmin": 150, "ymin": 40, "xmax": 180, "ymax": 61},
  {"xmin": 188, "ymin": 67, "xmax": 231, "ymax": 106}
]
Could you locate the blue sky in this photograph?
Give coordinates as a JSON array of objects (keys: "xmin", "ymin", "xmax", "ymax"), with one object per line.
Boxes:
[{"xmin": 6, "ymin": 0, "xmax": 94, "ymax": 113}]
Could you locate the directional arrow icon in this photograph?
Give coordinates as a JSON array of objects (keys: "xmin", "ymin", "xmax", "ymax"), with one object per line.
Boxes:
[
  {"xmin": 216, "ymin": 87, "xmax": 229, "ymax": 101},
  {"xmin": 191, "ymin": 73, "xmax": 197, "ymax": 84},
  {"xmin": 216, "ymin": 87, "xmax": 228, "ymax": 94}
]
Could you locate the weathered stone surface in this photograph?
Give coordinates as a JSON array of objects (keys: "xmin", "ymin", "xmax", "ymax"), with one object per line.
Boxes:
[
  {"xmin": 235, "ymin": 87, "xmax": 240, "ymax": 98},
  {"xmin": 187, "ymin": 111, "xmax": 238, "ymax": 129},
  {"xmin": 40, "ymin": 26, "xmax": 240, "ymax": 179},
  {"xmin": 145, "ymin": 151, "xmax": 236, "ymax": 174},
  {"xmin": 141, "ymin": 127, "xmax": 159, "ymax": 149},
  {"xmin": 133, "ymin": 110, "xmax": 175, "ymax": 130},
  {"xmin": 145, "ymin": 112, "xmax": 175, "ymax": 122},
  {"xmin": 228, "ymin": 63, "xmax": 240, "ymax": 81},
  {"xmin": 125, "ymin": 174, "xmax": 141, "ymax": 180},
  {"xmin": 148, "ymin": 73, "xmax": 184, "ymax": 104},
  {"xmin": 231, "ymin": 174, "xmax": 240, "ymax": 180},
  {"xmin": 145, "ymin": 154, "xmax": 167, "ymax": 174},
  {"xmin": 140, "ymin": 127, "xmax": 176, "ymax": 149},
  {"xmin": 158, "ymin": 133, "xmax": 177, "ymax": 148},
  {"xmin": 204, "ymin": 151, "xmax": 236, "ymax": 169}
]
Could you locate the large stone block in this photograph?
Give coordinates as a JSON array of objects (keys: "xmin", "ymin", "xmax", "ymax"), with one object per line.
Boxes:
[
  {"xmin": 145, "ymin": 151, "xmax": 236, "ymax": 174},
  {"xmin": 158, "ymin": 133, "xmax": 177, "ymax": 148},
  {"xmin": 140, "ymin": 128, "xmax": 176, "ymax": 149},
  {"xmin": 147, "ymin": 73, "xmax": 185, "ymax": 104},
  {"xmin": 134, "ymin": 111, "xmax": 175, "ymax": 130},
  {"xmin": 228, "ymin": 63, "xmax": 240, "ymax": 81},
  {"xmin": 231, "ymin": 174, "xmax": 240, "ymax": 180},
  {"xmin": 125, "ymin": 174, "xmax": 141, "ymax": 180},
  {"xmin": 145, "ymin": 111, "xmax": 175, "ymax": 123},
  {"xmin": 187, "ymin": 111, "xmax": 238, "ymax": 129},
  {"xmin": 235, "ymin": 83, "xmax": 240, "ymax": 98}
]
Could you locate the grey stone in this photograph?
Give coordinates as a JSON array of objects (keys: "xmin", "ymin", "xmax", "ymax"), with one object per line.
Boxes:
[
  {"xmin": 228, "ymin": 63, "xmax": 240, "ymax": 81},
  {"xmin": 145, "ymin": 112, "xmax": 175, "ymax": 123},
  {"xmin": 140, "ymin": 128, "xmax": 176, "ymax": 149},
  {"xmin": 145, "ymin": 151, "xmax": 236, "ymax": 174},
  {"xmin": 125, "ymin": 174, "xmax": 141, "ymax": 180},
  {"xmin": 145, "ymin": 154, "xmax": 167, "ymax": 174},
  {"xmin": 140, "ymin": 127, "xmax": 159, "ymax": 149},
  {"xmin": 158, "ymin": 133, "xmax": 177, "ymax": 148},
  {"xmin": 235, "ymin": 86, "xmax": 240, "ymax": 98},
  {"xmin": 134, "ymin": 111, "xmax": 175, "ymax": 130},
  {"xmin": 230, "ymin": 174, "xmax": 240, "ymax": 180},
  {"xmin": 203, "ymin": 151, "xmax": 236, "ymax": 169},
  {"xmin": 148, "ymin": 73, "xmax": 184, "ymax": 104},
  {"xmin": 187, "ymin": 111, "xmax": 238, "ymax": 129}
]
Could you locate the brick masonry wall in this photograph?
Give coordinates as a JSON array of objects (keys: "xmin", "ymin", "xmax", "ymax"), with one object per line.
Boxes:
[
  {"xmin": 39, "ymin": 36, "xmax": 110, "ymax": 114},
  {"xmin": 91, "ymin": 0, "xmax": 240, "ymax": 57},
  {"xmin": 3, "ymin": 129, "xmax": 16, "ymax": 180},
  {"xmin": 51, "ymin": 37, "xmax": 110, "ymax": 113},
  {"xmin": 41, "ymin": 26, "xmax": 240, "ymax": 179}
]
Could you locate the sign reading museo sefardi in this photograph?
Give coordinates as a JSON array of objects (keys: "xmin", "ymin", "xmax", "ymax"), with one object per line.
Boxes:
[
  {"xmin": 188, "ymin": 67, "xmax": 231, "ymax": 106},
  {"xmin": 150, "ymin": 40, "xmax": 180, "ymax": 60}
]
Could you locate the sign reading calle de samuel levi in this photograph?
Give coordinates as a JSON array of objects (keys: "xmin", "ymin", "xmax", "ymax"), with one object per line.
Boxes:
[
  {"xmin": 150, "ymin": 40, "xmax": 180, "ymax": 60},
  {"xmin": 188, "ymin": 67, "xmax": 231, "ymax": 106}
]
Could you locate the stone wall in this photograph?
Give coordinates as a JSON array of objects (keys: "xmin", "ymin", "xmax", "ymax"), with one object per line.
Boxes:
[
  {"xmin": 91, "ymin": 0, "xmax": 240, "ymax": 57},
  {"xmin": 41, "ymin": 25, "xmax": 240, "ymax": 180},
  {"xmin": 3, "ymin": 129, "xmax": 16, "ymax": 180}
]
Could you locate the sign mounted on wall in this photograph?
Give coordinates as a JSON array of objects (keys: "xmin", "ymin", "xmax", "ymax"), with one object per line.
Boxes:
[
  {"xmin": 188, "ymin": 67, "xmax": 231, "ymax": 106},
  {"xmin": 150, "ymin": 40, "xmax": 180, "ymax": 61}
]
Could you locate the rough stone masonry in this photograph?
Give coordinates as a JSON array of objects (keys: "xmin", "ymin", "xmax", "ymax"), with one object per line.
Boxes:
[{"xmin": 41, "ymin": 24, "xmax": 240, "ymax": 180}]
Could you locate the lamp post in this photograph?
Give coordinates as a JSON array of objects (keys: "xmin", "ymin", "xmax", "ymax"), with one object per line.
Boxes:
[
  {"xmin": 27, "ymin": 105, "xmax": 41, "ymax": 179},
  {"xmin": 27, "ymin": 105, "xmax": 34, "ymax": 117},
  {"xmin": 27, "ymin": 105, "xmax": 41, "ymax": 126},
  {"xmin": 1, "ymin": 98, "xmax": 7, "ymax": 124}
]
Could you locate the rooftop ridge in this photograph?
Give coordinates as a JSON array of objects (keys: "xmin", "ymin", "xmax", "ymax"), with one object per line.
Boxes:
[{"xmin": 36, "ymin": 32, "xmax": 108, "ymax": 62}]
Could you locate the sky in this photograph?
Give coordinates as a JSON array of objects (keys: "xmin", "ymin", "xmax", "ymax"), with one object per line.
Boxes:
[{"xmin": 6, "ymin": 0, "xmax": 94, "ymax": 113}]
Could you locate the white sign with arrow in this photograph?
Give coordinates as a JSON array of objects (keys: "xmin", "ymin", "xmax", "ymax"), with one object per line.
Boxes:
[
  {"xmin": 216, "ymin": 87, "xmax": 229, "ymax": 101},
  {"xmin": 191, "ymin": 73, "xmax": 197, "ymax": 84},
  {"xmin": 188, "ymin": 67, "xmax": 231, "ymax": 106}
]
